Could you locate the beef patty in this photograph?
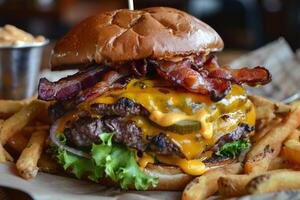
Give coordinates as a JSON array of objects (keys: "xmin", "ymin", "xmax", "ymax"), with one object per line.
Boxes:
[
  {"xmin": 63, "ymin": 97, "xmax": 253, "ymax": 159},
  {"xmin": 90, "ymin": 97, "xmax": 150, "ymax": 117},
  {"xmin": 64, "ymin": 115, "xmax": 185, "ymax": 157},
  {"xmin": 64, "ymin": 98, "xmax": 184, "ymax": 157},
  {"xmin": 64, "ymin": 116, "xmax": 145, "ymax": 151}
]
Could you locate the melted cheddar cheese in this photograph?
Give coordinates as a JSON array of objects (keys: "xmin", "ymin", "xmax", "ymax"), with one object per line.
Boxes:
[
  {"xmin": 138, "ymin": 153, "xmax": 154, "ymax": 168},
  {"xmin": 60, "ymin": 79, "xmax": 256, "ymax": 176}
]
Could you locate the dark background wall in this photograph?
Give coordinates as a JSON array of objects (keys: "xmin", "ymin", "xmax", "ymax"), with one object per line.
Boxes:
[{"xmin": 1, "ymin": 0, "xmax": 299, "ymax": 50}]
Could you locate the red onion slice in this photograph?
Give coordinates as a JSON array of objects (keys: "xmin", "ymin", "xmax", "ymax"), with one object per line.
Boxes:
[{"xmin": 50, "ymin": 118, "xmax": 91, "ymax": 159}]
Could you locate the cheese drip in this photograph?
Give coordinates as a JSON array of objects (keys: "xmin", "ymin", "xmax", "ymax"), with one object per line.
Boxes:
[{"xmin": 157, "ymin": 155, "xmax": 206, "ymax": 176}]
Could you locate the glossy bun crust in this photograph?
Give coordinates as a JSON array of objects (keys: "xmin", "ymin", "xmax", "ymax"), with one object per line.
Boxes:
[{"xmin": 51, "ymin": 7, "xmax": 224, "ymax": 70}]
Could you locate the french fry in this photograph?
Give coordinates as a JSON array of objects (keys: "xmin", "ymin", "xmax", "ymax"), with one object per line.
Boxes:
[
  {"xmin": 0, "ymin": 142, "xmax": 13, "ymax": 163},
  {"xmin": 0, "ymin": 100, "xmax": 46, "ymax": 145},
  {"xmin": 282, "ymin": 139, "xmax": 300, "ymax": 165},
  {"xmin": 252, "ymin": 117, "xmax": 282, "ymax": 143},
  {"xmin": 268, "ymin": 156, "xmax": 290, "ymax": 170},
  {"xmin": 182, "ymin": 163, "xmax": 242, "ymax": 200},
  {"xmin": 23, "ymin": 125, "xmax": 50, "ymax": 134},
  {"xmin": 286, "ymin": 129, "xmax": 300, "ymax": 141},
  {"xmin": 291, "ymin": 100, "xmax": 300, "ymax": 109},
  {"xmin": 0, "ymin": 143, "xmax": 7, "ymax": 163},
  {"xmin": 245, "ymin": 109, "xmax": 300, "ymax": 173},
  {"xmin": 247, "ymin": 170, "xmax": 300, "ymax": 195},
  {"xmin": 16, "ymin": 130, "xmax": 48, "ymax": 179},
  {"xmin": 21, "ymin": 125, "xmax": 50, "ymax": 139},
  {"xmin": 218, "ymin": 174, "xmax": 254, "ymax": 197},
  {"xmin": 249, "ymin": 95, "xmax": 291, "ymax": 120},
  {"xmin": 0, "ymin": 120, "xmax": 13, "ymax": 162},
  {"xmin": 0, "ymin": 120, "xmax": 5, "ymax": 162},
  {"xmin": 218, "ymin": 169, "xmax": 288, "ymax": 197},
  {"xmin": 3, "ymin": 148, "xmax": 13, "ymax": 162},
  {"xmin": 37, "ymin": 107, "xmax": 51, "ymax": 124},
  {"xmin": 0, "ymin": 100, "xmax": 27, "ymax": 117},
  {"xmin": 6, "ymin": 132, "xmax": 29, "ymax": 153}
]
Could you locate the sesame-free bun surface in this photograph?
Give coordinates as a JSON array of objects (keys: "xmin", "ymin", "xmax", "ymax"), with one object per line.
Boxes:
[{"xmin": 51, "ymin": 7, "xmax": 224, "ymax": 70}]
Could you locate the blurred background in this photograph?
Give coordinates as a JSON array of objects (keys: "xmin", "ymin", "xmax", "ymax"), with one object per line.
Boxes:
[{"xmin": 0, "ymin": 0, "xmax": 299, "ymax": 66}]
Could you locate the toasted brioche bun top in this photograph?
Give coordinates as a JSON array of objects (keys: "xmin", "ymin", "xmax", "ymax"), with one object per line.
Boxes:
[{"xmin": 51, "ymin": 7, "xmax": 224, "ymax": 70}]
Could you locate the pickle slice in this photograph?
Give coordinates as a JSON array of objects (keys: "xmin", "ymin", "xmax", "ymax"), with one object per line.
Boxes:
[
  {"xmin": 149, "ymin": 119, "xmax": 201, "ymax": 134},
  {"xmin": 166, "ymin": 120, "xmax": 201, "ymax": 134}
]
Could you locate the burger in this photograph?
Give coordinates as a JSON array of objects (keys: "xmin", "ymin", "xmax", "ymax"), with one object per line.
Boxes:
[{"xmin": 38, "ymin": 7, "xmax": 271, "ymax": 190}]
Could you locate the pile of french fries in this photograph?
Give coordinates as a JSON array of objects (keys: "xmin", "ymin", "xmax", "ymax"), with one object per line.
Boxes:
[
  {"xmin": 183, "ymin": 95, "xmax": 300, "ymax": 200},
  {"xmin": 0, "ymin": 98, "xmax": 59, "ymax": 179},
  {"xmin": 2, "ymin": 95, "xmax": 300, "ymax": 199}
]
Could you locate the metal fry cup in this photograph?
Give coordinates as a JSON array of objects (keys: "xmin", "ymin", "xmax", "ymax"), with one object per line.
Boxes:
[{"xmin": 0, "ymin": 40, "xmax": 49, "ymax": 99}]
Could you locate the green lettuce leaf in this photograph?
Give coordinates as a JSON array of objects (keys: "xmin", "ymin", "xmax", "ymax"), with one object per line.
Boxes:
[
  {"xmin": 53, "ymin": 133, "xmax": 158, "ymax": 190},
  {"xmin": 215, "ymin": 139, "xmax": 250, "ymax": 159}
]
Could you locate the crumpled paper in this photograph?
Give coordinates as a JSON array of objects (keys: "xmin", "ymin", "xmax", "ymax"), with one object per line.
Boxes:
[
  {"xmin": 1, "ymin": 38, "xmax": 300, "ymax": 200},
  {"xmin": 0, "ymin": 164, "xmax": 180, "ymax": 200},
  {"xmin": 230, "ymin": 38, "xmax": 300, "ymax": 101}
]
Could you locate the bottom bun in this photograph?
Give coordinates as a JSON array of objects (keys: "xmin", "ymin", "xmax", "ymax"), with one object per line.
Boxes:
[
  {"xmin": 97, "ymin": 159, "xmax": 233, "ymax": 191},
  {"xmin": 144, "ymin": 164, "xmax": 195, "ymax": 190}
]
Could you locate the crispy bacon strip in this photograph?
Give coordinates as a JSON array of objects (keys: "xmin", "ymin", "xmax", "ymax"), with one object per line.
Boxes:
[
  {"xmin": 130, "ymin": 60, "xmax": 148, "ymax": 77},
  {"xmin": 207, "ymin": 66, "xmax": 271, "ymax": 86},
  {"xmin": 152, "ymin": 59, "xmax": 232, "ymax": 101},
  {"xmin": 202, "ymin": 56, "xmax": 272, "ymax": 86},
  {"xmin": 48, "ymin": 72, "xmax": 131, "ymax": 121},
  {"xmin": 75, "ymin": 71, "xmax": 131, "ymax": 104},
  {"xmin": 38, "ymin": 55, "xmax": 270, "ymax": 103},
  {"xmin": 151, "ymin": 56, "xmax": 271, "ymax": 101},
  {"xmin": 38, "ymin": 65, "xmax": 109, "ymax": 101}
]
